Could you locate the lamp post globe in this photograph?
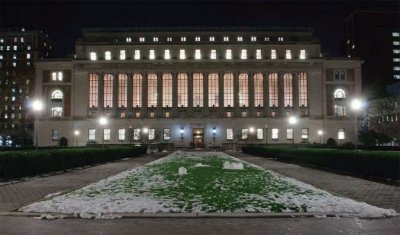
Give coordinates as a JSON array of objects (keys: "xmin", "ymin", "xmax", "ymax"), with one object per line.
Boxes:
[
  {"xmin": 350, "ymin": 98, "xmax": 364, "ymax": 151},
  {"xmin": 32, "ymin": 99, "xmax": 44, "ymax": 150}
]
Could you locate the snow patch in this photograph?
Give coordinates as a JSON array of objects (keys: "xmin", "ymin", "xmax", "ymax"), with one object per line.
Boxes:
[
  {"xmin": 194, "ymin": 163, "xmax": 209, "ymax": 167},
  {"xmin": 223, "ymin": 161, "xmax": 244, "ymax": 170},
  {"xmin": 178, "ymin": 167, "xmax": 187, "ymax": 175}
]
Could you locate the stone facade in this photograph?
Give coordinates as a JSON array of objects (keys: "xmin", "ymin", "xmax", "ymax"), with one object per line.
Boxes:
[{"xmin": 34, "ymin": 28, "xmax": 362, "ymax": 147}]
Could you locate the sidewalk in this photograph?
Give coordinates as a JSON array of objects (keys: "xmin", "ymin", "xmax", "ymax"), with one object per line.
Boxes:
[
  {"xmin": 0, "ymin": 154, "xmax": 163, "ymax": 212},
  {"xmin": 229, "ymin": 151, "xmax": 400, "ymax": 212}
]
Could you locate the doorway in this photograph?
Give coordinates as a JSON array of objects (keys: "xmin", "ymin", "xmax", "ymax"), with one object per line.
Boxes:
[{"xmin": 192, "ymin": 128, "xmax": 204, "ymax": 149}]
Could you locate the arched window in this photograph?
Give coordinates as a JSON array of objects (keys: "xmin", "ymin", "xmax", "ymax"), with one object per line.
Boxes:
[
  {"xmin": 334, "ymin": 89, "xmax": 346, "ymax": 99},
  {"xmin": 50, "ymin": 89, "xmax": 63, "ymax": 117},
  {"xmin": 51, "ymin": 90, "xmax": 63, "ymax": 100}
]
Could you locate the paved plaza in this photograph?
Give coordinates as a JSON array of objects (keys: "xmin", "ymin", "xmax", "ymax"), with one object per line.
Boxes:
[{"xmin": 0, "ymin": 151, "xmax": 399, "ymax": 234}]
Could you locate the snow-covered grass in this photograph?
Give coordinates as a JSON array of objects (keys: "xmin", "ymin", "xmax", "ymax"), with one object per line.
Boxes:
[{"xmin": 20, "ymin": 151, "xmax": 397, "ymax": 218}]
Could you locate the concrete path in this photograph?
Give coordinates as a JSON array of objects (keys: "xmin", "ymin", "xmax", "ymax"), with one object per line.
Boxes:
[{"xmin": 0, "ymin": 150, "xmax": 399, "ymax": 234}]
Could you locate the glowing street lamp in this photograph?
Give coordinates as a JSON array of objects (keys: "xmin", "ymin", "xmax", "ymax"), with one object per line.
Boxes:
[
  {"xmin": 32, "ymin": 99, "xmax": 44, "ymax": 150},
  {"xmin": 288, "ymin": 116, "xmax": 298, "ymax": 144},
  {"xmin": 98, "ymin": 117, "xmax": 108, "ymax": 148},
  {"xmin": 351, "ymin": 98, "xmax": 364, "ymax": 150},
  {"xmin": 317, "ymin": 130, "xmax": 324, "ymax": 144},
  {"xmin": 212, "ymin": 127, "xmax": 217, "ymax": 141},
  {"xmin": 180, "ymin": 127, "xmax": 184, "ymax": 140},
  {"xmin": 142, "ymin": 127, "xmax": 149, "ymax": 154},
  {"xmin": 74, "ymin": 130, "xmax": 80, "ymax": 147}
]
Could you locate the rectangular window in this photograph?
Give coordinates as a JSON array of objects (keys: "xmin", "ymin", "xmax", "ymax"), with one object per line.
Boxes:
[
  {"xmin": 251, "ymin": 36, "xmax": 257, "ymax": 41},
  {"xmin": 334, "ymin": 69, "xmax": 347, "ymax": 80},
  {"xmin": 181, "ymin": 37, "xmax": 186, "ymax": 42},
  {"xmin": 338, "ymin": 128, "xmax": 345, "ymax": 140},
  {"xmin": 241, "ymin": 129, "xmax": 249, "ymax": 139},
  {"xmin": 52, "ymin": 129, "xmax": 60, "ymax": 141},
  {"xmin": 132, "ymin": 74, "xmax": 142, "ymax": 107},
  {"xmin": 223, "ymin": 36, "xmax": 229, "ymax": 42},
  {"xmin": 103, "ymin": 74, "xmax": 113, "ymax": 108},
  {"xmin": 284, "ymin": 73, "xmax": 293, "ymax": 107},
  {"xmin": 89, "ymin": 74, "xmax": 99, "ymax": 108},
  {"xmin": 162, "ymin": 74, "xmax": 173, "ymax": 107},
  {"xmin": 254, "ymin": 73, "xmax": 264, "ymax": 107},
  {"xmin": 208, "ymin": 73, "xmax": 219, "ymax": 107},
  {"xmin": 285, "ymin": 50, "xmax": 292, "ymax": 59},
  {"xmin": 269, "ymin": 73, "xmax": 278, "ymax": 107},
  {"xmin": 226, "ymin": 128, "xmax": 234, "ymax": 140},
  {"xmin": 149, "ymin": 50, "xmax": 155, "ymax": 60},
  {"xmin": 227, "ymin": 112, "xmax": 232, "ymax": 118},
  {"xmin": 118, "ymin": 129, "xmax": 125, "ymax": 141},
  {"xmin": 104, "ymin": 129, "xmax": 111, "ymax": 140},
  {"xmin": 134, "ymin": 50, "xmax": 140, "ymax": 60},
  {"xmin": 139, "ymin": 37, "xmax": 145, "ymax": 42},
  {"xmin": 271, "ymin": 49, "xmax": 277, "ymax": 59},
  {"xmin": 237, "ymin": 36, "xmax": 243, "ymax": 42},
  {"xmin": 210, "ymin": 49, "xmax": 217, "ymax": 59},
  {"xmin": 195, "ymin": 49, "xmax": 201, "ymax": 59},
  {"xmin": 88, "ymin": 129, "xmax": 96, "ymax": 141},
  {"xmin": 257, "ymin": 128, "xmax": 263, "ymax": 140},
  {"xmin": 177, "ymin": 73, "xmax": 188, "ymax": 107},
  {"xmin": 299, "ymin": 49, "xmax": 306, "ymax": 59},
  {"xmin": 298, "ymin": 73, "xmax": 308, "ymax": 107},
  {"xmin": 105, "ymin": 51, "xmax": 111, "ymax": 60},
  {"xmin": 256, "ymin": 49, "xmax": 262, "ymax": 59},
  {"xmin": 163, "ymin": 128, "xmax": 171, "ymax": 140},
  {"xmin": 286, "ymin": 129, "xmax": 293, "ymax": 140},
  {"xmin": 224, "ymin": 73, "xmax": 234, "ymax": 107},
  {"xmin": 301, "ymin": 128, "xmax": 309, "ymax": 140},
  {"xmin": 149, "ymin": 129, "xmax": 155, "ymax": 140},
  {"xmin": 179, "ymin": 49, "xmax": 186, "ymax": 59},
  {"xmin": 272, "ymin": 128, "xmax": 279, "ymax": 139},
  {"xmin": 164, "ymin": 49, "xmax": 171, "ymax": 60},
  {"xmin": 226, "ymin": 49, "xmax": 232, "ymax": 59},
  {"xmin": 118, "ymin": 74, "xmax": 127, "ymax": 108},
  {"xmin": 195, "ymin": 36, "xmax": 201, "ymax": 42},
  {"xmin": 119, "ymin": 50, "xmax": 126, "ymax": 60},
  {"xmin": 147, "ymin": 73, "xmax": 157, "ymax": 107},
  {"xmin": 193, "ymin": 73, "xmax": 203, "ymax": 107},
  {"xmin": 238, "ymin": 73, "xmax": 248, "ymax": 107},
  {"xmin": 209, "ymin": 36, "xmax": 215, "ymax": 41},
  {"xmin": 133, "ymin": 128, "xmax": 141, "ymax": 140},
  {"xmin": 240, "ymin": 49, "xmax": 247, "ymax": 59}
]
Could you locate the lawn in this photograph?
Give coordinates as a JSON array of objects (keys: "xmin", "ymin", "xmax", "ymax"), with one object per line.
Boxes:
[{"xmin": 20, "ymin": 151, "xmax": 397, "ymax": 218}]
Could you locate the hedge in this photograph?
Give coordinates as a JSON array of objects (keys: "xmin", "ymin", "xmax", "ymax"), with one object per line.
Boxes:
[
  {"xmin": 0, "ymin": 146, "xmax": 146, "ymax": 179},
  {"xmin": 242, "ymin": 145, "xmax": 400, "ymax": 180}
]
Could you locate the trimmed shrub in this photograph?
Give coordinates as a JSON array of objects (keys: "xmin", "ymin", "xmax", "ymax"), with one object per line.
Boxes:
[
  {"xmin": 326, "ymin": 138, "xmax": 337, "ymax": 146},
  {"xmin": 242, "ymin": 145, "xmax": 400, "ymax": 180},
  {"xmin": 0, "ymin": 146, "xmax": 146, "ymax": 179},
  {"xmin": 60, "ymin": 137, "xmax": 68, "ymax": 147}
]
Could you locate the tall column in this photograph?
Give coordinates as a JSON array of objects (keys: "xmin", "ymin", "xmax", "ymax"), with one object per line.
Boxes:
[
  {"xmin": 188, "ymin": 72, "xmax": 193, "ymax": 109},
  {"xmin": 113, "ymin": 73, "xmax": 118, "ymax": 117},
  {"xmin": 264, "ymin": 72, "xmax": 270, "ymax": 116},
  {"xmin": 293, "ymin": 72, "xmax": 299, "ymax": 114},
  {"xmin": 278, "ymin": 72, "xmax": 285, "ymax": 117},
  {"xmin": 172, "ymin": 72, "xmax": 178, "ymax": 117},
  {"xmin": 98, "ymin": 73, "xmax": 104, "ymax": 112},
  {"xmin": 142, "ymin": 72, "xmax": 148, "ymax": 117},
  {"xmin": 218, "ymin": 72, "xmax": 224, "ymax": 117},
  {"xmin": 203, "ymin": 72, "xmax": 209, "ymax": 116},
  {"xmin": 157, "ymin": 72, "xmax": 163, "ymax": 117},
  {"xmin": 127, "ymin": 73, "xmax": 133, "ymax": 115},
  {"xmin": 233, "ymin": 72, "xmax": 239, "ymax": 116},
  {"xmin": 248, "ymin": 72, "xmax": 255, "ymax": 116}
]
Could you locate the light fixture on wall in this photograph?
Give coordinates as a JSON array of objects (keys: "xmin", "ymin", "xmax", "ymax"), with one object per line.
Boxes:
[
  {"xmin": 212, "ymin": 127, "xmax": 216, "ymax": 140},
  {"xmin": 180, "ymin": 127, "xmax": 184, "ymax": 140}
]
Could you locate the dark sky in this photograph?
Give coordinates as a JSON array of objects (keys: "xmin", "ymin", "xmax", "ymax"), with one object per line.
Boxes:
[{"xmin": 0, "ymin": 0, "xmax": 398, "ymax": 57}]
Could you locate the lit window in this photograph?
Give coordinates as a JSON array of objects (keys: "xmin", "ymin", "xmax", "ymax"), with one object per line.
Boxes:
[
  {"xmin": 153, "ymin": 37, "xmax": 158, "ymax": 42},
  {"xmin": 284, "ymin": 73, "xmax": 293, "ymax": 107},
  {"xmin": 271, "ymin": 49, "xmax": 277, "ymax": 59},
  {"xmin": 164, "ymin": 49, "xmax": 171, "ymax": 60},
  {"xmin": 240, "ymin": 49, "xmax": 247, "ymax": 59},
  {"xmin": 394, "ymin": 66, "xmax": 400, "ymax": 71},
  {"xmin": 104, "ymin": 129, "xmax": 111, "ymax": 140},
  {"xmin": 394, "ymin": 75, "xmax": 400, "ymax": 79},
  {"xmin": 338, "ymin": 128, "xmax": 345, "ymax": 140},
  {"xmin": 133, "ymin": 129, "xmax": 141, "ymax": 140},
  {"xmin": 195, "ymin": 49, "xmax": 201, "ymax": 59},
  {"xmin": 163, "ymin": 129, "xmax": 171, "ymax": 140},
  {"xmin": 237, "ymin": 36, "xmax": 243, "ymax": 42},
  {"xmin": 223, "ymin": 36, "xmax": 229, "ymax": 42},
  {"xmin": 26, "ymin": 53, "xmax": 31, "ymax": 59},
  {"xmin": 6, "ymin": 46, "xmax": 10, "ymax": 51},
  {"xmin": 20, "ymin": 37, "xmax": 24, "ymax": 43},
  {"xmin": 195, "ymin": 36, "xmax": 201, "ymax": 42},
  {"xmin": 393, "ymin": 49, "xmax": 400, "ymax": 54},
  {"xmin": 147, "ymin": 73, "xmax": 158, "ymax": 107},
  {"xmin": 89, "ymin": 74, "xmax": 99, "ymax": 108},
  {"xmin": 285, "ymin": 50, "xmax": 292, "ymax": 59},
  {"xmin": 241, "ymin": 129, "xmax": 249, "ymax": 139},
  {"xmin": 139, "ymin": 37, "xmax": 145, "ymax": 42},
  {"xmin": 179, "ymin": 49, "xmax": 186, "ymax": 59},
  {"xmin": 149, "ymin": 129, "xmax": 155, "ymax": 140},
  {"xmin": 133, "ymin": 74, "xmax": 142, "ymax": 107},
  {"xmin": 118, "ymin": 74, "xmax": 128, "ymax": 108},
  {"xmin": 27, "ymin": 45, "xmax": 31, "ymax": 50},
  {"xmin": 251, "ymin": 36, "xmax": 257, "ymax": 42},
  {"xmin": 269, "ymin": 73, "xmax": 278, "ymax": 107},
  {"xmin": 224, "ymin": 73, "xmax": 234, "ymax": 107},
  {"xmin": 286, "ymin": 129, "xmax": 293, "ymax": 140},
  {"xmin": 392, "ymin": 32, "xmax": 400, "ymax": 37},
  {"xmin": 278, "ymin": 37, "xmax": 284, "ymax": 41},
  {"xmin": 149, "ymin": 50, "xmax": 155, "ymax": 60},
  {"xmin": 300, "ymin": 49, "xmax": 306, "ymax": 59},
  {"xmin": 118, "ymin": 129, "xmax": 126, "ymax": 141},
  {"xmin": 226, "ymin": 128, "xmax": 234, "ymax": 140},
  {"xmin": 208, "ymin": 73, "xmax": 219, "ymax": 107},
  {"xmin": 298, "ymin": 73, "xmax": 308, "ymax": 107},
  {"xmin": 193, "ymin": 73, "xmax": 203, "ymax": 107},
  {"xmin": 334, "ymin": 70, "xmax": 346, "ymax": 80},
  {"xmin": 12, "ymin": 62, "xmax": 17, "ymax": 67},
  {"xmin": 167, "ymin": 37, "xmax": 172, "ymax": 42},
  {"xmin": 272, "ymin": 128, "xmax": 279, "ymax": 139},
  {"xmin": 254, "ymin": 73, "xmax": 263, "ymax": 107},
  {"xmin": 119, "ymin": 50, "xmax": 126, "ymax": 60},
  {"xmin": 256, "ymin": 49, "xmax": 262, "ymax": 59},
  {"xmin": 90, "ymin": 52, "xmax": 97, "ymax": 61},
  {"xmin": 257, "ymin": 128, "xmax": 263, "ymax": 139},
  {"xmin": 265, "ymin": 37, "xmax": 270, "ymax": 41},
  {"xmin": 88, "ymin": 129, "xmax": 96, "ymax": 141},
  {"xmin": 105, "ymin": 51, "xmax": 111, "ymax": 60},
  {"xmin": 334, "ymin": 89, "xmax": 346, "ymax": 99},
  {"xmin": 334, "ymin": 105, "xmax": 346, "ymax": 117},
  {"xmin": 13, "ymin": 54, "xmax": 16, "ymax": 59},
  {"xmin": 226, "ymin": 49, "xmax": 232, "ymax": 59},
  {"xmin": 52, "ymin": 129, "xmax": 60, "ymax": 141},
  {"xmin": 394, "ymin": 58, "xmax": 400, "ymax": 62},
  {"xmin": 209, "ymin": 36, "xmax": 215, "ymax": 42},
  {"xmin": 163, "ymin": 74, "xmax": 173, "ymax": 107},
  {"xmin": 178, "ymin": 73, "xmax": 188, "ymax": 107},
  {"xmin": 181, "ymin": 37, "xmax": 186, "ymax": 42},
  {"xmin": 0, "ymin": 38, "xmax": 3, "ymax": 43},
  {"xmin": 301, "ymin": 128, "xmax": 309, "ymax": 140},
  {"xmin": 238, "ymin": 73, "xmax": 248, "ymax": 107},
  {"xmin": 0, "ymin": 54, "xmax": 2, "ymax": 60},
  {"xmin": 134, "ymin": 50, "xmax": 140, "ymax": 60},
  {"xmin": 210, "ymin": 49, "xmax": 217, "ymax": 59},
  {"xmin": 104, "ymin": 74, "xmax": 113, "ymax": 108},
  {"xmin": 126, "ymin": 37, "xmax": 132, "ymax": 42},
  {"xmin": 13, "ymin": 45, "xmax": 17, "ymax": 51}
]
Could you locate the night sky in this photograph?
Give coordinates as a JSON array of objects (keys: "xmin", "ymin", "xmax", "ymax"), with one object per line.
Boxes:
[{"xmin": 0, "ymin": 0, "xmax": 398, "ymax": 57}]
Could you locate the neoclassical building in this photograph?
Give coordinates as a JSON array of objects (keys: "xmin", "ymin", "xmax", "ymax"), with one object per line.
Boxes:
[{"xmin": 34, "ymin": 27, "xmax": 362, "ymax": 148}]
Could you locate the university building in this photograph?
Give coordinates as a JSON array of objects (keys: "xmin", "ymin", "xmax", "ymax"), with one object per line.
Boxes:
[{"xmin": 33, "ymin": 28, "xmax": 362, "ymax": 148}]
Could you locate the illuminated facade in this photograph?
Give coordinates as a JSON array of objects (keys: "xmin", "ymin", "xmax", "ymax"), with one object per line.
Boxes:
[{"xmin": 34, "ymin": 28, "xmax": 362, "ymax": 148}]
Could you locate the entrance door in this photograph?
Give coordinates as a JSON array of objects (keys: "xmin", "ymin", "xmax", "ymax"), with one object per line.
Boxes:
[{"xmin": 192, "ymin": 128, "xmax": 204, "ymax": 149}]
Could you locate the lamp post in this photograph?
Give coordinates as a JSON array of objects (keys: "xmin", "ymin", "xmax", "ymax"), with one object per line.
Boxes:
[
  {"xmin": 212, "ymin": 127, "xmax": 216, "ymax": 141},
  {"xmin": 180, "ymin": 127, "xmax": 184, "ymax": 141},
  {"xmin": 351, "ymin": 98, "xmax": 363, "ymax": 150},
  {"xmin": 317, "ymin": 130, "xmax": 323, "ymax": 144},
  {"xmin": 32, "ymin": 99, "xmax": 44, "ymax": 150},
  {"xmin": 249, "ymin": 127, "xmax": 255, "ymax": 144},
  {"xmin": 74, "ymin": 130, "xmax": 80, "ymax": 147},
  {"xmin": 142, "ymin": 127, "xmax": 149, "ymax": 154},
  {"xmin": 98, "ymin": 117, "xmax": 108, "ymax": 148},
  {"xmin": 288, "ymin": 116, "xmax": 298, "ymax": 144}
]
